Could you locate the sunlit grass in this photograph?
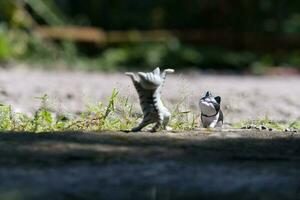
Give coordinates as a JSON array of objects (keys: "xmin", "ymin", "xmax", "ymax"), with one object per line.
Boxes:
[
  {"xmin": 0, "ymin": 88, "xmax": 299, "ymax": 133},
  {"xmin": 169, "ymin": 95, "xmax": 197, "ymax": 131},
  {"xmin": 233, "ymin": 117, "xmax": 300, "ymax": 132},
  {"xmin": 0, "ymin": 88, "xmax": 198, "ymax": 133}
]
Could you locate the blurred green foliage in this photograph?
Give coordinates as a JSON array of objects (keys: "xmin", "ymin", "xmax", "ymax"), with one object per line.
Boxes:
[
  {"xmin": 1, "ymin": 0, "xmax": 300, "ymax": 72},
  {"xmin": 53, "ymin": 0, "xmax": 300, "ymax": 33},
  {"xmin": 0, "ymin": 25, "xmax": 29, "ymax": 60}
]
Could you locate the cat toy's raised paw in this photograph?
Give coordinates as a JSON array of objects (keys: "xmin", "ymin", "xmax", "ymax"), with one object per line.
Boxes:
[
  {"xmin": 163, "ymin": 69, "xmax": 175, "ymax": 74},
  {"xmin": 125, "ymin": 72, "xmax": 135, "ymax": 78},
  {"xmin": 125, "ymin": 72, "xmax": 138, "ymax": 82}
]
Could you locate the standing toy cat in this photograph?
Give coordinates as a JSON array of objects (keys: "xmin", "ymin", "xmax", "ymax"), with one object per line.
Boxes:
[
  {"xmin": 125, "ymin": 67, "xmax": 174, "ymax": 132},
  {"xmin": 199, "ymin": 91, "xmax": 223, "ymax": 128}
]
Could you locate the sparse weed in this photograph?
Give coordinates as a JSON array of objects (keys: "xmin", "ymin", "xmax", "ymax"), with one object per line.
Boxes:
[
  {"xmin": 0, "ymin": 104, "xmax": 13, "ymax": 131},
  {"xmin": 0, "ymin": 88, "xmax": 196, "ymax": 132},
  {"xmin": 0, "ymin": 90, "xmax": 298, "ymax": 133},
  {"xmin": 233, "ymin": 116, "xmax": 300, "ymax": 131},
  {"xmin": 170, "ymin": 95, "xmax": 197, "ymax": 131}
]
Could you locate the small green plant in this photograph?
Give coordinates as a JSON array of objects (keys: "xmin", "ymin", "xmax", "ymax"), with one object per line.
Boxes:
[
  {"xmin": 57, "ymin": 89, "xmax": 139, "ymax": 132},
  {"xmin": 170, "ymin": 95, "xmax": 197, "ymax": 131},
  {"xmin": 0, "ymin": 90, "xmax": 298, "ymax": 133},
  {"xmin": 0, "ymin": 104, "xmax": 13, "ymax": 130},
  {"xmin": 233, "ymin": 117, "xmax": 300, "ymax": 131}
]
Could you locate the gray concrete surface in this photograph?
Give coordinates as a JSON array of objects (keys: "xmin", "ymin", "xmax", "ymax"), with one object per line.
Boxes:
[{"xmin": 0, "ymin": 131, "xmax": 299, "ymax": 200}]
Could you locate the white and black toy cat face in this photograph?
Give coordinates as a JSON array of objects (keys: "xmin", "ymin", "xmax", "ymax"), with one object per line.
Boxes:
[{"xmin": 199, "ymin": 91, "xmax": 221, "ymax": 116}]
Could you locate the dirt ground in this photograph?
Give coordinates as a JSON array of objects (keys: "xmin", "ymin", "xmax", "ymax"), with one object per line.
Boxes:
[
  {"xmin": 0, "ymin": 131, "xmax": 299, "ymax": 200},
  {"xmin": 0, "ymin": 68, "xmax": 300, "ymax": 199},
  {"xmin": 0, "ymin": 68, "xmax": 299, "ymax": 123}
]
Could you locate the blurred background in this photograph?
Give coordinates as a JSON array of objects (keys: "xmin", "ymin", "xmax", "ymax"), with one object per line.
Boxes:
[{"xmin": 1, "ymin": 0, "xmax": 300, "ymax": 74}]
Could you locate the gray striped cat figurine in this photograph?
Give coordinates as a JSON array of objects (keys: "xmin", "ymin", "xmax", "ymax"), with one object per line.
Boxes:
[
  {"xmin": 199, "ymin": 91, "xmax": 223, "ymax": 128},
  {"xmin": 126, "ymin": 67, "xmax": 174, "ymax": 132}
]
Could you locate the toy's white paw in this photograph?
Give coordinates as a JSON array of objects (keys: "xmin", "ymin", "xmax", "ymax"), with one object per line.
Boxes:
[
  {"xmin": 164, "ymin": 69, "xmax": 175, "ymax": 73},
  {"xmin": 165, "ymin": 126, "xmax": 173, "ymax": 131},
  {"xmin": 125, "ymin": 72, "xmax": 135, "ymax": 77}
]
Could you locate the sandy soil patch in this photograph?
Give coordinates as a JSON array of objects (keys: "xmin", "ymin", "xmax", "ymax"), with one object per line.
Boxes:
[{"xmin": 0, "ymin": 68, "xmax": 299, "ymax": 123}]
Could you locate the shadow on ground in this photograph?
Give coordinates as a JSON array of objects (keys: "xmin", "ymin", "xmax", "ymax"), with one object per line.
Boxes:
[{"xmin": 0, "ymin": 131, "xmax": 299, "ymax": 200}]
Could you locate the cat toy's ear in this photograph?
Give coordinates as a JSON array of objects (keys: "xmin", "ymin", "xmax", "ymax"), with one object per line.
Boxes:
[
  {"xmin": 153, "ymin": 67, "xmax": 160, "ymax": 75},
  {"xmin": 215, "ymin": 96, "xmax": 221, "ymax": 104},
  {"xmin": 205, "ymin": 91, "xmax": 211, "ymax": 97}
]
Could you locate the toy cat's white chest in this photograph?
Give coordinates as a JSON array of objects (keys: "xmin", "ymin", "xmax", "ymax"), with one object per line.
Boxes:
[{"xmin": 201, "ymin": 113, "xmax": 220, "ymax": 128}]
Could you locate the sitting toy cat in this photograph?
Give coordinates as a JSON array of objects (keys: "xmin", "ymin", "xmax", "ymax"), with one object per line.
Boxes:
[
  {"xmin": 125, "ymin": 67, "xmax": 174, "ymax": 132},
  {"xmin": 199, "ymin": 91, "xmax": 223, "ymax": 128}
]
